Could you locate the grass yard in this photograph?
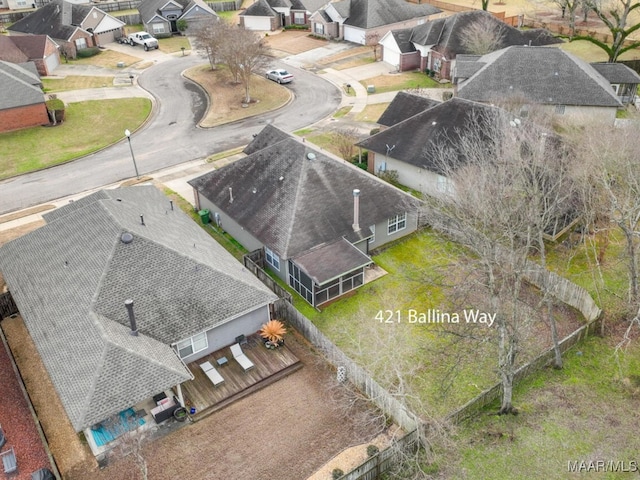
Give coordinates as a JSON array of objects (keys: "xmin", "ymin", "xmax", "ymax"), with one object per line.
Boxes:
[
  {"xmin": 354, "ymin": 103, "xmax": 389, "ymax": 123},
  {"xmin": 66, "ymin": 50, "xmax": 141, "ymax": 68},
  {"xmin": 157, "ymin": 35, "xmax": 191, "ymax": 54},
  {"xmin": 0, "ymin": 98, "xmax": 151, "ymax": 179},
  {"xmin": 361, "ymin": 72, "xmax": 449, "ymax": 94},
  {"xmin": 42, "ymin": 75, "xmax": 117, "ymax": 92},
  {"xmin": 185, "ymin": 64, "xmax": 291, "ymax": 127},
  {"xmin": 444, "ymin": 336, "xmax": 640, "ymax": 479}
]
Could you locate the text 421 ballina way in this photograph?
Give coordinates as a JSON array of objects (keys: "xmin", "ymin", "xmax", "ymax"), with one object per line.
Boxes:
[{"xmin": 376, "ymin": 309, "xmax": 496, "ymax": 327}]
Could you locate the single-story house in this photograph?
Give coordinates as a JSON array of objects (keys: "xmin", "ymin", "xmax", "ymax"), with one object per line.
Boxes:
[
  {"xmin": 358, "ymin": 96, "xmax": 501, "ymax": 196},
  {"xmin": 0, "ymin": 185, "xmax": 277, "ymax": 433},
  {"xmin": 0, "ymin": 35, "xmax": 61, "ymax": 76},
  {"xmin": 8, "ymin": 0, "xmax": 125, "ymax": 58},
  {"xmin": 454, "ymin": 46, "xmax": 625, "ymax": 125},
  {"xmin": 189, "ymin": 125, "xmax": 421, "ymax": 307},
  {"xmin": 240, "ymin": 0, "xmax": 326, "ymax": 31},
  {"xmin": 0, "ymin": 60, "xmax": 49, "ymax": 133},
  {"xmin": 379, "ymin": 10, "xmax": 560, "ymax": 79},
  {"xmin": 309, "ymin": 0, "xmax": 441, "ymax": 45},
  {"xmin": 139, "ymin": 0, "xmax": 218, "ymax": 38},
  {"xmin": 590, "ymin": 62, "xmax": 640, "ymax": 106}
]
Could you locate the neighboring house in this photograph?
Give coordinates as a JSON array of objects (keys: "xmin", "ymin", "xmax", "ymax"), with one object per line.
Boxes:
[
  {"xmin": 0, "ymin": 185, "xmax": 277, "ymax": 433},
  {"xmin": 376, "ymin": 91, "xmax": 440, "ymax": 129},
  {"xmin": 590, "ymin": 62, "xmax": 640, "ymax": 106},
  {"xmin": 8, "ymin": 0, "xmax": 125, "ymax": 58},
  {"xmin": 379, "ymin": 10, "xmax": 560, "ymax": 79},
  {"xmin": 0, "ymin": 60, "xmax": 49, "ymax": 133},
  {"xmin": 240, "ymin": 0, "xmax": 325, "ymax": 31},
  {"xmin": 189, "ymin": 125, "xmax": 421, "ymax": 307},
  {"xmin": 0, "ymin": 35, "xmax": 60, "ymax": 76},
  {"xmin": 138, "ymin": 0, "xmax": 218, "ymax": 38},
  {"xmin": 358, "ymin": 96, "xmax": 500, "ymax": 196},
  {"xmin": 454, "ymin": 46, "xmax": 625, "ymax": 125},
  {"xmin": 310, "ymin": 0, "xmax": 441, "ymax": 45}
]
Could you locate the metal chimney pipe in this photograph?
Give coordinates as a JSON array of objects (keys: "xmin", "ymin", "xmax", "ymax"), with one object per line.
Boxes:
[
  {"xmin": 169, "ymin": 200, "xmax": 174, "ymax": 211},
  {"xmin": 229, "ymin": 187, "xmax": 234, "ymax": 203},
  {"xmin": 352, "ymin": 189, "xmax": 360, "ymax": 232},
  {"xmin": 125, "ymin": 299, "xmax": 138, "ymax": 336},
  {"xmin": 140, "ymin": 214, "xmax": 145, "ymax": 226}
]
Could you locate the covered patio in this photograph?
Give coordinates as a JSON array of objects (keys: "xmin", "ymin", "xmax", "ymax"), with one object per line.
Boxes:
[{"xmin": 182, "ymin": 334, "xmax": 301, "ymax": 419}]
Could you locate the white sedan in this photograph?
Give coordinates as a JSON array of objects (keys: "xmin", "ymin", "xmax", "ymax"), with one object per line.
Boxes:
[{"xmin": 266, "ymin": 69, "xmax": 294, "ymax": 84}]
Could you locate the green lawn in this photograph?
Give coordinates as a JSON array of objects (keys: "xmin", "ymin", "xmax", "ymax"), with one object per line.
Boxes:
[
  {"xmin": 0, "ymin": 98, "xmax": 151, "ymax": 179},
  {"xmin": 42, "ymin": 76, "xmax": 118, "ymax": 92},
  {"xmin": 157, "ymin": 35, "xmax": 191, "ymax": 54}
]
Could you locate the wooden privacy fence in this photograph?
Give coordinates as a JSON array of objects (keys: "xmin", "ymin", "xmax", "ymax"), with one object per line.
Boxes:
[
  {"xmin": 336, "ymin": 429, "xmax": 420, "ymax": 480},
  {"xmin": 207, "ymin": 0, "xmax": 242, "ymax": 12},
  {"xmin": 87, "ymin": 0, "xmax": 141, "ymax": 12},
  {"xmin": 243, "ymin": 251, "xmax": 293, "ymax": 303},
  {"xmin": 0, "ymin": 292, "xmax": 18, "ymax": 320}
]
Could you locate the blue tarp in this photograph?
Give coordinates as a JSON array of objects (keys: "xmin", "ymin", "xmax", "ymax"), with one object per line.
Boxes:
[{"xmin": 91, "ymin": 408, "xmax": 145, "ymax": 447}]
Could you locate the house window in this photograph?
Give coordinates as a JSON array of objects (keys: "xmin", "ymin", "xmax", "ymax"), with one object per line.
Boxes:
[
  {"xmin": 294, "ymin": 12, "xmax": 305, "ymax": 24},
  {"xmin": 75, "ymin": 37, "xmax": 87, "ymax": 49},
  {"xmin": 177, "ymin": 332, "xmax": 207, "ymax": 358},
  {"xmin": 314, "ymin": 23, "xmax": 324, "ymax": 34},
  {"xmin": 388, "ymin": 213, "xmax": 406, "ymax": 234},
  {"xmin": 437, "ymin": 175, "xmax": 454, "ymax": 194},
  {"xmin": 555, "ymin": 104, "xmax": 566, "ymax": 115},
  {"xmin": 265, "ymin": 247, "xmax": 280, "ymax": 271},
  {"xmin": 152, "ymin": 23, "xmax": 166, "ymax": 34},
  {"xmin": 16, "ymin": 0, "xmax": 27, "ymax": 5},
  {"xmin": 368, "ymin": 224, "xmax": 375, "ymax": 244}
]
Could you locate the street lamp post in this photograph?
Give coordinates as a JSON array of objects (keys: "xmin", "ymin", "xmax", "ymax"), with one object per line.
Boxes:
[{"xmin": 124, "ymin": 129, "xmax": 140, "ymax": 179}]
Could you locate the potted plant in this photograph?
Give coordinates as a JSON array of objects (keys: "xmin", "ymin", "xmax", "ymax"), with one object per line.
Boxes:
[
  {"xmin": 173, "ymin": 407, "xmax": 188, "ymax": 422},
  {"xmin": 260, "ymin": 320, "xmax": 286, "ymax": 348}
]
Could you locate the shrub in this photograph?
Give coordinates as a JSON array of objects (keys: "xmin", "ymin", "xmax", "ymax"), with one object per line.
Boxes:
[
  {"xmin": 366, "ymin": 444, "xmax": 380, "ymax": 457},
  {"xmin": 284, "ymin": 24, "xmax": 310, "ymax": 30},
  {"xmin": 76, "ymin": 47, "xmax": 100, "ymax": 58},
  {"xmin": 442, "ymin": 91, "xmax": 453, "ymax": 101},
  {"xmin": 331, "ymin": 468, "xmax": 344, "ymax": 480},
  {"xmin": 369, "ymin": 127, "xmax": 380, "ymax": 136},
  {"xmin": 379, "ymin": 169, "xmax": 400, "ymax": 187},
  {"xmin": 45, "ymin": 98, "xmax": 64, "ymax": 111}
]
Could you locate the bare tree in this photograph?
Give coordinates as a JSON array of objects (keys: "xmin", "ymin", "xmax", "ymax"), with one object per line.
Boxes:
[
  {"xmin": 332, "ymin": 127, "xmax": 360, "ymax": 161},
  {"xmin": 105, "ymin": 412, "xmax": 149, "ymax": 480},
  {"xmin": 458, "ymin": 15, "xmax": 507, "ymax": 54},
  {"xmin": 547, "ymin": 0, "xmax": 580, "ymax": 36},
  {"xmin": 573, "ymin": 0, "xmax": 640, "ymax": 61},
  {"xmin": 194, "ymin": 20, "xmax": 229, "ymax": 70}
]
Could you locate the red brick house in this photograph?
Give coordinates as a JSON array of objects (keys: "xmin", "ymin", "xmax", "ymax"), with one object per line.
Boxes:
[
  {"xmin": 0, "ymin": 35, "xmax": 60, "ymax": 76},
  {"xmin": 0, "ymin": 61, "xmax": 50, "ymax": 133}
]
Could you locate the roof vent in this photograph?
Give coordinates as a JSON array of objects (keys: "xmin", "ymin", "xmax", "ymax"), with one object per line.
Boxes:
[
  {"xmin": 252, "ymin": 187, "xmax": 257, "ymax": 194},
  {"xmin": 121, "ymin": 232, "xmax": 134, "ymax": 244},
  {"xmin": 279, "ymin": 176, "xmax": 284, "ymax": 181},
  {"xmin": 431, "ymin": 121, "xmax": 437, "ymax": 125},
  {"xmin": 140, "ymin": 214, "xmax": 145, "ymax": 225},
  {"xmin": 306, "ymin": 152, "xmax": 316, "ymax": 161},
  {"xmin": 116, "ymin": 198, "xmax": 122, "ymax": 202}
]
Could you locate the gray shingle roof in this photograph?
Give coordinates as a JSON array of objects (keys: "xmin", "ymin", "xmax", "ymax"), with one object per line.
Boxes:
[
  {"xmin": 377, "ymin": 91, "xmax": 440, "ymax": 127},
  {"xmin": 0, "ymin": 185, "xmax": 276, "ymax": 432},
  {"xmin": 344, "ymin": 0, "xmax": 440, "ymax": 29},
  {"xmin": 409, "ymin": 17, "xmax": 445, "ymax": 46},
  {"xmin": 391, "ymin": 28, "xmax": 416, "ymax": 54},
  {"xmin": 0, "ymin": 61, "xmax": 45, "ymax": 110},
  {"xmin": 590, "ymin": 62, "xmax": 640, "ymax": 84},
  {"xmin": 138, "ymin": 0, "xmax": 170, "ymax": 24},
  {"xmin": 293, "ymin": 238, "xmax": 372, "ymax": 285},
  {"xmin": 189, "ymin": 127, "xmax": 419, "ymax": 260},
  {"xmin": 332, "ymin": 0, "xmax": 350, "ymax": 18},
  {"xmin": 241, "ymin": 0, "xmax": 277, "ymax": 17},
  {"xmin": 290, "ymin": 0, "xmax": 326, "ymax": 12},
  {"xmin": 358, "ymin": 97, "xmax": 500, "ymax": 174},
  {"xmin": 8, "ymin": 0, "xmax": 92, "ymax": 40},
  {"xmin": 456, "ymin": 46, "xmax": 622, "ymax": 107}
]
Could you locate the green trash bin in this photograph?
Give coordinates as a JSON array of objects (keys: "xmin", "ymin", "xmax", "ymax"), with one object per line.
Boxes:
[{"xmin": 198, "ymin": 209, "xmax": 210, "ymax": 224}]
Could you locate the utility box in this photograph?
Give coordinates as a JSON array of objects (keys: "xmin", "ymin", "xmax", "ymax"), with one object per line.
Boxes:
[
  {"xmin": 367, "ymin": 85, "xmax": 375, "ymax": 93},
  {"xmin": 198, "ymin": 209, "xmax": 210, "ymax": 224}
]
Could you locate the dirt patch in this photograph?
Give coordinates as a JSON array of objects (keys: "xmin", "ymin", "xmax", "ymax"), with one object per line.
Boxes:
[
  {"xmin": 264, "ymin": 30, "xmax": 329, "ymax": 55},
  {"xmin": 184, "ymin": 65, "xmax": 291, "ymax": 128}
]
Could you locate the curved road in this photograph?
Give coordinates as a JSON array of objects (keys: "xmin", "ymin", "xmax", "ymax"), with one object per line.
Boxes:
[{"xmin": 0, "ymin": 55, "xmax": 341, "ymax": 215}]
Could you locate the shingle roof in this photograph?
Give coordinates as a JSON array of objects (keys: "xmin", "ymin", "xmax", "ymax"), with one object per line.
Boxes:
[
  {"xmin": 0, "ymin": 61, "xmax": 45, "ymax": 110},
  {"xmin": 332, "ymin": 0, "xmax": 350, "ymax": 18},
  {"xmin": 377, "ymin": 91, "xmax": 440, "ymax": 127},
  {"xmin": 0, "ymin": 185, "xmax": 276, "ymax": 431},
  {"xmin": 456, "ymin": 46, "xmax": 622, "ymax": 107},
  {"xmin": 138, "ymin": 0, "xmax": 172, "ymax": 24},
  {"xmin": 268, "ymin": 0, "xmax": 292, "ymax": 8},
  {"xmin": 5, "ymin": 35, "xmax": 54, "ymax": 60},
  {"xmin": 590, "ymin": 62, "xmax": 640, "ymax": 84},
  {"xmin": 243, "ymin": 124, "xmax": 290, "ymax": 155},
  {"xmin": 293, "ymin": 238, "xmax": 372, "ymax": 285},
  {"xmin": 0, "ymin": 37, "xmax": 29, "ymax": 64},
  {"xmin": 290, "ymin": 0, "xmax": 326, "ymax": 13},
  {"xmin": 391, "ymin": 28, "xmax": 416, "ymax": 54},
  {"xmin": 358, "ymin": 97, "xmax": 500, "ymax": 174},
  {"xmin": 189, "ymin": 127, "xmax": 419, "ymax": 260},
  {"xmin": 344, "ymin": 0, "xmax": 440, "ymax": 29},
  {"xmin": 241, "ymin": 0, "xmax": 277, "ymax": 17},
  {"xmin": 409, "ymin": 17, "xmax": 445, "ymax": 46},
  {"xmin": 8, "ymin": 0, "xmax": 92, "ymax": 40}
]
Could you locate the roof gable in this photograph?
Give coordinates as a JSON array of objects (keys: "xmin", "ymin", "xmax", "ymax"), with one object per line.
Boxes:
[
  {"xmin": 0, "ymin": 61, "xmax": 44, "ymax": 110},
  {"xmin": 241, "ymin": 0, "xmax": 277, "ymax": 17},
  {"xmin": 0, "ymin": 37, "xmax": 30, "ymax": 64},
  {"xmin": 377, "ymin": 91, "xmax": 441, "ymax": 127},
  {"xmin": 189, "ymin": 127, "xmax": 419, "ymax": 259},
  {"xmin": 7, "ymin": 0, "xmax": 101, "ymax": 40}
]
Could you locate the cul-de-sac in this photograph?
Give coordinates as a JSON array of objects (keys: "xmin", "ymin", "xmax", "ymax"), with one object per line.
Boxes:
[{"xmin": 1, "ymin": 0, "xmax": 640, "ymax": 477}]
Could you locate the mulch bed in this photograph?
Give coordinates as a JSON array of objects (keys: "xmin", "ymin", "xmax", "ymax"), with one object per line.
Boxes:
[{"xmin": 0, "ymin": 325, "xmax": 52, "ymax": 479}]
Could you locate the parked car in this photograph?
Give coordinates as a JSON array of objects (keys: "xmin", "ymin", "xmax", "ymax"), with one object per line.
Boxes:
[
  {"xmin": 266, "ymin": 69, "xmax": 293, "ymax": 84},
  {"xmin": 125, "ymin": 32, "xmax": 159, "ymax": 51}
]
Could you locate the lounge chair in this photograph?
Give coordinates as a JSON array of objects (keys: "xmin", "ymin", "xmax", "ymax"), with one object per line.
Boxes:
[
  {"xmin": 199, "ymin": 361, "xmax": 225, "ymax": 386},
  {"xmin": 231, "ymin": 343, "xmax": 254, "ymax": 371},
  {"xmin": 1, "ymin": 446, "xmax": 17, "ymax": 474}
]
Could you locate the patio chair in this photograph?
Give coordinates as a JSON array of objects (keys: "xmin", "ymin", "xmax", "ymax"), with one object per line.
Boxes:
[
  {"xmin": 199, "ymin": 361, "xmax": 225, "ymax": 386},
  {"xmin": 235, "ymin": 334, "xmax": 248, "ymax": 347},
  {"xmin": 1, "ymin": 446, "xmax": 17, "ymax": 474},
  {"xmin": 231, "ymin": 343, "xmax": 254, "ymax": 371}
]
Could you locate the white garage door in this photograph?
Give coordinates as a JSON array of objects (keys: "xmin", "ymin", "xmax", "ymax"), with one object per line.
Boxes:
[
  {"xmin": 44, "ymin": 52, "xmax": 59, "ymax": 75},
  {"xmin": 382, "ymin": 46, "xmax": 399, "ymax": 68},
  {"xmin": 243, "ymin": 16, "xmax": 272, "ymax": 31},
  {"xmin": 344, "ymin": 26, "xmax": 365, "ymax": 44}
]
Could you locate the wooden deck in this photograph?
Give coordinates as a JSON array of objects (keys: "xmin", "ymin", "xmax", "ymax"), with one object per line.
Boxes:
[{"xmin": 182, "ymin": 335, "xmax": 302, "ymax": 420}]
